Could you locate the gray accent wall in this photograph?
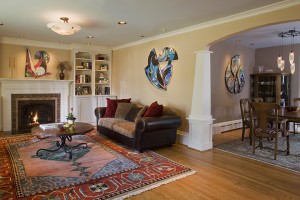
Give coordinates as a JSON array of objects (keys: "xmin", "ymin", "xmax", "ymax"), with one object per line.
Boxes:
[
  {"xmin": 210, "ymin": 41, "xmax": 255, "ymax": 123},
  {"xmin": 255, "ymin": 44, "xmax": 300, "ymax": 102}
]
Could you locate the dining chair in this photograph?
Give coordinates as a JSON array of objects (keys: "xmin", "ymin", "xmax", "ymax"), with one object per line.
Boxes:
[
  {"xmin": 240, "ymin": 98, "xmax": 251, "ymax": 142},
  {"xmin": 250, "ymin": 102, "xmax": 290, "ymax": 160},
  {"xmin": 292, "ymin": 98, "xmax": 300, "ymax": 134}
]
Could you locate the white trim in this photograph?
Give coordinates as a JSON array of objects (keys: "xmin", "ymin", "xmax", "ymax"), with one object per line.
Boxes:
[
  {"xmin": 113, "ymin": 0, "xmax": 300, "ymax": 50},
  {"xmin": 176, "ymin": 130, "xmax": 189, "ymax": 145},
  {"xmin": 212, "ymin": 119, "xmax": 243, "ymax": 135}
]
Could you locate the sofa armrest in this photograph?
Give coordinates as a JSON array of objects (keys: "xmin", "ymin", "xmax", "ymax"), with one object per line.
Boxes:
[
  {"xmin": 94, "ymin": 107, "xmax": 107, "ymax": 126},
  {"xmin": 136, "ymin": 116, "xmax": 182, "ymax": 132}
]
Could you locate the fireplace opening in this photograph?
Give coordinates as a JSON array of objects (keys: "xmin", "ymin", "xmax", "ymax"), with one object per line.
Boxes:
[
  {"xmin": 11, "ymin": 94, "xmax": 60, "ymax": 133},
  {"xmin": 18, "ymin": 100, "xmax": 56, "ymax": 133}
]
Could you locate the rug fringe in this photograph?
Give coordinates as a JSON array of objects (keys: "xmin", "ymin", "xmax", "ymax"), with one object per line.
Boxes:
[{"xmin": 113, "ymin": 170, "xmax": 197, "ymax": 200}]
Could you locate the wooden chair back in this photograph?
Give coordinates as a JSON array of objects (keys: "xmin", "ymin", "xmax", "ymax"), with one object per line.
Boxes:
[
  {"xmin": 240, "ymin": 98, "xmax": 251, "ymax": 124},
  {"xmin": 250, "ymin": 102, "xmax": 279, "ymax": 137}
]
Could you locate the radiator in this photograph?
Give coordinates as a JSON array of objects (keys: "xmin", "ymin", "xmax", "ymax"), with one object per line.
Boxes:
[{"xmin": 212, "ymin": 119, "xmax": 243, "ymax": 135}]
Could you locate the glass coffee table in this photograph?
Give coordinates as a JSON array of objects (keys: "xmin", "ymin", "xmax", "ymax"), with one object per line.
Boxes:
[{"xmin": 31, "ymin": 122, "xmax": 94, "ymax": 159}]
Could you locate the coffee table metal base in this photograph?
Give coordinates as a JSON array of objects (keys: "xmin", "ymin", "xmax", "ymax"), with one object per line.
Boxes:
[{"xmin": 36, "ymin": 136, "xmax": 87, "ymax": 159}]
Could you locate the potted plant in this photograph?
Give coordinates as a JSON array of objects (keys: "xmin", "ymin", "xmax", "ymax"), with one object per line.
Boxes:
[
  {"xmin": 66, "ymin": 107, "xmax": 76, "ymax": 125},
  {"xmin": 57, "ymin": 61, "xmax": 70, "ymax": 80}
]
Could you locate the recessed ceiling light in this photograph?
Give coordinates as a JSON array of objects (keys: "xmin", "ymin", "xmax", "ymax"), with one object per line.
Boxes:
[
  {"xmin": 118, "ymin": 21, "xmax": 127, "ymax": 25},
  {"xmin": 0, "ymin": 23, "xmax": 3, "ymax": 26},
  {"xmin": 86, "ymin": 36, "xmax": 94, "ymax": 39}
]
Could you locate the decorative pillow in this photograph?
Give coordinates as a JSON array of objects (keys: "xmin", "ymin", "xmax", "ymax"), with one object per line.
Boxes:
[
  {"xmin": 143, "ymin": 101, "xmax": 163, "ymax": 117},
  {"xmin": 103, "ymin": 98, "xmax": 131, "ymax": 118},
  {"xmin": 115, "ymin": 103, "xmax": 135, "ymax": 119},
  {"xmin": 125, "ymin": 105, "xmax": 143, "ymax": 122}
]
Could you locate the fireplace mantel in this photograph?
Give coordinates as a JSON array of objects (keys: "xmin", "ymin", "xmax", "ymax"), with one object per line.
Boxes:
[{"xmin": 0, "ymin": 79, "xmax": 73, "ymax": 132}]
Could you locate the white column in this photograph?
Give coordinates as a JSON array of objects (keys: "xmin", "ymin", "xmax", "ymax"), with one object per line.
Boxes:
[{"xmin": 187, "ymin": 50, "xmax": 214, "ymax": 151}]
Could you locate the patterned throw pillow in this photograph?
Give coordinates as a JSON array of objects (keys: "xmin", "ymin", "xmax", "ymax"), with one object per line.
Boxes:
[
  {"xmin": 115, "ymin": 103, "xmax": 135, "ymax": 119},
  {"xmin": 103, "ymin": 98, "xmax": 131, "ymax": 118},
  {"xmin": 143, "ymin": 101, "xmax": 163, "ymax": 117}
]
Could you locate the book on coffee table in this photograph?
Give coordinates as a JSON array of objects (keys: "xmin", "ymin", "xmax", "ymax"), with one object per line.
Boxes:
[{"xmin": 39, "ymin": 123, "xmax": 63, "ymax": 130}]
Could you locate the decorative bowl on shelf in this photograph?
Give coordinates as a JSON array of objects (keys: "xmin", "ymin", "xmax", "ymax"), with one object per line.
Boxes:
[{"xmin": 285, "ymin": 106, "xmax": 299, "ymax": 112}]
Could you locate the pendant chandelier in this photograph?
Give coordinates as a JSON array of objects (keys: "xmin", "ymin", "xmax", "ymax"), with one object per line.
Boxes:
[
  {"xmin": 277, "ymin": 28, "xmax": 300, "ymax": 74},
  {"xmin": 47, "ymin": 17, "xmax": 81, "ymax": 35}
]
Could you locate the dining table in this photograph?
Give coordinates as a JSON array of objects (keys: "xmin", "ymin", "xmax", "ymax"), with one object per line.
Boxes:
[{"xmin": 267, "ymin": 107, "xmax": 300, "ymax": 131}]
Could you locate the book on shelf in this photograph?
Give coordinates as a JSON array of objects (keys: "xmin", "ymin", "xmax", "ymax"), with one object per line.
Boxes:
[{"xmin": 39, "ymin": 123, "xmax": 63, "ymax": 130}]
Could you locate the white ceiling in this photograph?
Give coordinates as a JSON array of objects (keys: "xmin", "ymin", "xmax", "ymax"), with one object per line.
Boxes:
[{"xmin": 0, "ymin": 0, "xmax": 296, "ymax": 48}]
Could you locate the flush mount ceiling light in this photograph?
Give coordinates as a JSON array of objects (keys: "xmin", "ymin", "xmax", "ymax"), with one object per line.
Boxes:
[
  {"xmin": 277, "ymin": 28, "xmax": 300, "ymax": 74},
  {"xmin": 47, "ymin": 17, "xmax": 81, "ymax": 35},
  {"xmin": 118, "ymin": 21, "xmax": 127, "ymax": 25}
]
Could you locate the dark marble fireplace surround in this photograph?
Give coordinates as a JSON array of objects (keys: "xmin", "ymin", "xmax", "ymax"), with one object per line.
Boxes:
[{"xmin": 11, "ymin": 93, "xmax": 61, "ymax": 133}]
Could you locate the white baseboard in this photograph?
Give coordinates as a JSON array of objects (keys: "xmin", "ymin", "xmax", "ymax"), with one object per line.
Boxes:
[
  {"xmin": 176, "ymin": 130, "xmax": 189, "ymax": 145},
  {"xmin": 212, "ymin": 119, "xmax": 242, "ymax": 135}
]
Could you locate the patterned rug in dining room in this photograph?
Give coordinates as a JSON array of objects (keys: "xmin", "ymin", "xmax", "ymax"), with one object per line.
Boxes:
[
  {"xmin": 215, "ymin": 133, "xmax": 300, "ymax": 173},
  {"xmin": 0, "ymin": 130, "xmax": 195, "ymax": 200}
]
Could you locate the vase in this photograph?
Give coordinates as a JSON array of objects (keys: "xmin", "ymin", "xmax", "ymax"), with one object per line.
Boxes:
[
  {"xmin": 59, "ymin": 71, "xmax": 65, "ymax": 80},
  {"xmin": 67, "ymin": 118, "xmax": 76, "ymax": 125}
]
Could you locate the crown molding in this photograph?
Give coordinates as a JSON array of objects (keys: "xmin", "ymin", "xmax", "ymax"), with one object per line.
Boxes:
[
  {"xmin": 113, "ymin": 0, "xmax": 300, "ymax": 50},
  {"xmin": 0, "ymin": 37, "xmax": 112, "ymax": 52},
  {"xmin": 0, "ymin": 37, "xmax": 70, "ymax": 49}
]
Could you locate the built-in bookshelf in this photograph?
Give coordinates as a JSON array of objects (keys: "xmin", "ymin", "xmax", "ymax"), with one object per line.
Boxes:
[{"xmin": 73, "ymin": 51, "xmax": 111, "ymax": 96}]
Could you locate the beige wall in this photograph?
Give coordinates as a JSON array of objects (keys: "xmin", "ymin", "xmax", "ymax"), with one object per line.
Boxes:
[
  {"xmin": 112, "ymin": 4, "xmax": 300, "ymax": 132},
  {"xmin": 210, "ymin": 41, "xmax": 254, "ymax": 123},
  {"xmin": 0, "ymin": 43, "xmax": 71, "ymax": 79}
]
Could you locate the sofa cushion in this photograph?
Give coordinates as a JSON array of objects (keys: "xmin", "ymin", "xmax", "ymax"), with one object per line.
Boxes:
[
  {"xmin": 99, "ymin": 118, "xmax": 127, "ymax": 129},
  {"xmin": 115, "ymin": 103, "xmax": 135, "ymax": 119},
  {"xmin": 143, "ymin": 101, "xmax": 163, "ymax": 117},
  {"xmin": 112, "ymin": 121, "xmax": 136, "ymax": 138},
  {"xmin": 103, "ymin": 98, "xmax": 131, "ymax": 118}
]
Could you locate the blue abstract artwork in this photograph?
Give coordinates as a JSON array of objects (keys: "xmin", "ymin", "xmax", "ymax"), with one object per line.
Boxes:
[{"xmin": 144, "ymin": 47, "xmax": 178, "ymax": 90}]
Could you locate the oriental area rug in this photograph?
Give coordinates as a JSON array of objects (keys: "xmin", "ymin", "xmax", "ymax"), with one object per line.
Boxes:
[
  {"xmin": 0, "ymin": 130, "xmax": 195, "ymax": 200},
  {"xmin": 215, "ymin": 134, "xmax": 300, "ymax": 173}
]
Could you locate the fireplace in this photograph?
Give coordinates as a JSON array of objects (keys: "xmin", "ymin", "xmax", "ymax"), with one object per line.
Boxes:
[{"xmin": 11, "ymin": 94, "xmax": 60, "ymax": 133}]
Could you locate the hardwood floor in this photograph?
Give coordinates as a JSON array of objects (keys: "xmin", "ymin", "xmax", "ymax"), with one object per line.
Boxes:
[
  {"xmin": 1, "ymin": 129, "xmax": 300, "ymax": 199},
  {"xmin": 128, "ymin": 129, "xmax": 300, "ymax": 200}
]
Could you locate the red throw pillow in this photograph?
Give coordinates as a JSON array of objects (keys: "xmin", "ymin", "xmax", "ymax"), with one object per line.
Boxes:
[
  {"xmin": 143, "ymin": 101, "xmax": 163, "ymax": 117},
  {"xmin": 103, "ymin": 98, "xmax": 131, "ymax": 118}
]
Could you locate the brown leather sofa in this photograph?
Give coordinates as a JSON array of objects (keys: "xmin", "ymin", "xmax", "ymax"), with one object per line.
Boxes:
[{"xmin": 94, "ymin": 106, "xmax": 182, "ymax": 152}]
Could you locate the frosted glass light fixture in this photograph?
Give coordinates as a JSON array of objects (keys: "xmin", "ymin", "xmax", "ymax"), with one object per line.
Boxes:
[
  {"xmin": 277, "ymin": 28, "xmax": 300, "ymax": 74},
  {"xmin": 47, "ymin": 17, "xmax": 81, "ymax": 35}
]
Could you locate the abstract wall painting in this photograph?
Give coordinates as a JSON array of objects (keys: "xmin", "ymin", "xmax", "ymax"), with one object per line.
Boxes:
[
  {"xmin": 225, "ymin": 55, "xmax": 245, "ymax": 94},
  {"xmin": 25, "ymin": 48, "xmax": 51, "ymax": 77},
  {"xmin": 144, "ymin": 47, "xmax": 178, "ymax": 90}
]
